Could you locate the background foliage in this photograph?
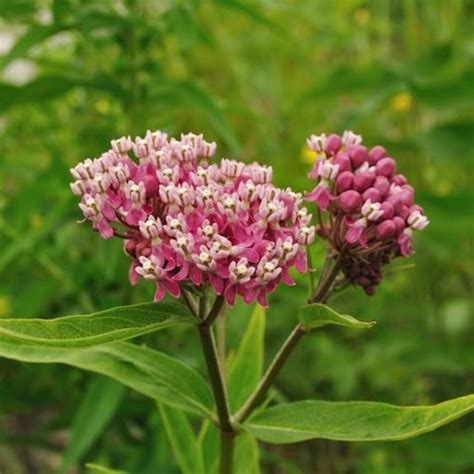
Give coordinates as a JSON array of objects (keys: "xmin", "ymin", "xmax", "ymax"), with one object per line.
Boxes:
[{"xmin": 0, "ymin": 0, "xmax": 473, "ymax": 472}]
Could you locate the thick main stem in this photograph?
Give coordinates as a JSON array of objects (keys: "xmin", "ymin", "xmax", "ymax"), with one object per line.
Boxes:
[
  {"xmin": 196, "ymin": 295, "xmax": 235, "ymax": 473},
  {"xmin": 219, "ymin": 430, "xmax": 236, "ymax": 474}
]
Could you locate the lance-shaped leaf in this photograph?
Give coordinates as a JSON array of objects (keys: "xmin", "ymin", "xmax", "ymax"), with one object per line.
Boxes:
[
  {"xmin": 0, "ymin": 302, "xmax": 193, "ymax": 347},
  {"xmin": 61, "ymin": 376, "xmax": 126, "ymax": 472},
  {"xmin": 227, "ymin": 304, "xmax": 265, "ymax": 411},
  {"xmin": 158, "ymin": 404, "xmax": 205, "ymax": 474},
  {"xmin": 242, "ymin": 396, "xmax": 474, "ymax": 444},
  {"xmin": 299, "ymin": 303, "xmax": 375, "ymax": 331},
  {"xmin": 86, "ymin": 464, "xmax": 128, "ymax": 474},
  {"xmin": 0, "ymin": 339, "xmax": 213, "ymax": 417}
]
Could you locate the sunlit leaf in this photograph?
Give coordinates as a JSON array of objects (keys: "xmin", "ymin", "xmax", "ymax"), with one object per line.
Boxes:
[
  {"xmin": 227, "ymin": 304, "xmax": 265, "ymax": 411},
  {"xmin": 0, "ymin": 339, "xmax": 213, "ymax": 416},
  {"xmin": 299, "ymin": 304, "xmax": 375, "ymax": 330},
  {"xmin": 243, "ymin": 396, "xmax": 474, "ymax": 443},
  {"xmin": 0, "ymin": 302, "xmax": 193, "ymax": 346},
  {"xmin": 85, "ymin": 463, "xmax": 128, "ymax": 474}
]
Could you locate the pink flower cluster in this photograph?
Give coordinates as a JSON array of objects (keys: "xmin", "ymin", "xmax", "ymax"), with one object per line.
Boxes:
[
  {"xmin": 71, "ymin": 130, "xmax": 314, "ymax": 306},
  {"xmin": 306, "ymin": 130, "xmax": 429, "ymax": 294}
]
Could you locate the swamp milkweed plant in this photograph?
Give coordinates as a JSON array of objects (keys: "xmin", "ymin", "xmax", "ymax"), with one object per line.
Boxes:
[{"xmin": 0, "ymin": 129, "xmax": 471, "ymax": 474}]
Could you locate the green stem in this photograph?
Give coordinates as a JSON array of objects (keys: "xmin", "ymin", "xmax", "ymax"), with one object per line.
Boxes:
[
  {"xmin": 306, "ymin": 247, "xmax": 316, "ymax": 298},
  {"xmin": 196, "ymin": 295, "xmax": 235, "ymax": 473},
  {"xmin": 309, "ymin": 251, "xmax": 344, "ymax": 304},
  {"xmin": 216, "ymin": 310, "xmax": 227, "ymax": 374},
  {"xmin": 197, "ymin": 325, "xmax": 233, "ymax": 433},
  {"xmin": 202, "ymin": 294, "xmax": 225, "ymax": 327},
  {"xmin": 219, "ymin": 430, "xmax": 236, "ymax": 474},
  {"xmin": 181, "ymin": 288, "xmax": 198, "ymax": 317}
]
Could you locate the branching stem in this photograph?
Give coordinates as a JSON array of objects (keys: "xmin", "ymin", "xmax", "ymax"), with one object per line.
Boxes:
[{"xmin": 234, "ymin": 250, "xmax": 344, "ymax": 425}]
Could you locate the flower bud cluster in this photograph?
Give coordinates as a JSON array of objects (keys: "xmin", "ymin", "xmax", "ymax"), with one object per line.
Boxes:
[
  {"xmin": 306, "ymin": 131, "xmax": 429, "ymax": 294},
  {"xmin": 71, "ymin": 130, "xmax": 314, "ymax": 306}
]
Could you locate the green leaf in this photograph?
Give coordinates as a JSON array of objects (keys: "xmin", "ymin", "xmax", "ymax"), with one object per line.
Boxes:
[
  {"xmin": 214, "ymin": 0, "xmax": 284, "ymax": 34},
  {"xmin": 417, "ymin": 120, "xmax": 474, "ymax": 163},
  {"xmin": 0, "ymin": 75, "xmax": 125, "ymax": 111},
  {"xmin": 227, "ymin": 304, "xmax": 265, "ymax": 411},
  {"xmin": 158, "ymin": 404, "xmax": 205, "ymax": 474},
  {"xmin": 85, "ymin": 463, "xmax": 128, "ymax": 474},
  {"xmin": 234, "ymin": 432, "xmax": 260, "ymax": 474},
  {"xmin": 102, "ymin": 343, "xmax": 214, "ymax": 416},
  {"xmin": 243, "ymin": 396, "xmax": 474, "ymax": 443},
  {"xmin": 61, "ymin": 376, "xmax": 126, "ymax": 472},
  {"xmin": 299, "ymin": 303, "xmax": 375, "ymax": 330},
  {"xmin": 0, "ymin": 302, "xmax": 193, "ymax": 347},
  {"xmin": 198, "ymin": 420, "xmax": 219, "ymax": 474},
  {"xmin": 0, "ymin": 340, "xmax": 213, "ymax": 416}
]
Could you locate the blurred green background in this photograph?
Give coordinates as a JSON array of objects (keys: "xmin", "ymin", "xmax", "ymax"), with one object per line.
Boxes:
[{"xmin": 0, "ymin": 0, "xmax": 473, "ymax": 473}]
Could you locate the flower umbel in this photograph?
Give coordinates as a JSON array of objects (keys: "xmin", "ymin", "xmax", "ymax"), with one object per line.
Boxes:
[
  {"xmin": 71, "ymin": 130, "xmax": 314, "ymax": 306},
  {"xmin": 305, "ymin": 131, "xmax": 429, "ymax": 295}
]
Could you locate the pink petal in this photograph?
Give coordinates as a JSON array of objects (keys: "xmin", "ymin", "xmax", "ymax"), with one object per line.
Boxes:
[
  {"xmin": 281, "ymin": 268, "xmax": 296, "ymax": 286},
  {"xmin": 238, "ymin": 247, "xmax": 259, "ymax": 263},
  {"xmin": 224, "ymin": 284, "xmax": 237, "ymax": 306},
  {"xmin": 129, "ymin": 263, "xmax": 140, "ymax": 285},
  {"xmin": 96, "ymin": 219, "xmax": 114, "ymax": 239},
  {"xmin": 257, "ymin": 290, "xmax": 269, "ymax": 308},
  {"xmin": 295, "ymin": 252, "xmax": 307, "ymax": 273},
  {"xmin": 173, "ymin": 262, "xmax": 189, "ymax": 281},
  {"xmin": 189, "ymin": 265, "xmax": 203, "ymax": 285},
  {"xmin": 209, "ymin": 274, "xmax": 224, "ymax": 294},
  {"xmin": 397, "ymin": 233, "xmax": 412, "ymax": 256},
  {"xmin": 162, "ymin": 279, "xmax": 181, "ymax": 298},
  {"xmin": 345, "ymin": 225, "xmax": 365, "ymax": 245},
  {"xmin": 153, "ymin": 284, "xmax": 165, "ymax": 302}
]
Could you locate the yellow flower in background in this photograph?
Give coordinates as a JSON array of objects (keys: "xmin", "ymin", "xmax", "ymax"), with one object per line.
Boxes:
[
  {"xmin": 95, "ymin": 98, "xmax": 111, "ymax": 115},
  {"xmin": 390, "ymin": 92, "xmax": 413, "ymax": 113},
  {"xmin": 0, "ymin": 296, "xmax": 11, "ymax": 317},
  {"xmin": 30, "ymin": 213, "xmax": 43, "ymax": 229},
  {"xmin": 354, "ymin": 8, "xmax": 370, "ymax": 27},
  {"xmin": 301, "ymin": 145, "xmax": 316, "ymax": 164}
]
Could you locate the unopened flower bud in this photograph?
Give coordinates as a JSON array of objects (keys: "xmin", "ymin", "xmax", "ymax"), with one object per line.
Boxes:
[
  {"xmin": 380, "ymin": 201, "xmax": 395, "ymax": 220},
  {"xmin": 353, "ymin": 172, "xmax": 376, "ymax": 192},
  {"xmin": 376, "ymin": 220, "xmax": 396, "ymax": 239},
  {"xmin": 348, "ymin": 145, "xmax": 368, "ymax": 168},
  {"xmin": 375, "ymin": 157, "xmax": 396, "ymax": 177},
  {"xmin": 393, "ymin": 174, "xmax": 408, "ymax": 186},
  {"xmin": 333, "ymin": 152, "xmax": 352, "ymax": 172},
  {"xmin": 362, "ymin": 187, "xmax": 382, "ymax": 203},
  {"xmin": 368, "ymin": 145, "xmax": 386, "ymax": 164},
  {"xmin": 339, "ymin": 190, "xmax": 362, "ymax": 213},
  {"xmin": 392, "ymin": 216, "xmax": 405, "ymax": 235},
  {"xmin": 325, "ymin": 134, "xmax": 342, "ymax": 155},
  {"xmin": 373, "ymin": 176, "xmax": 390, "ymax": 197},
  {"xmin": 335, "ymin": 171, "xmax": 353, "ymax": 192}
]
